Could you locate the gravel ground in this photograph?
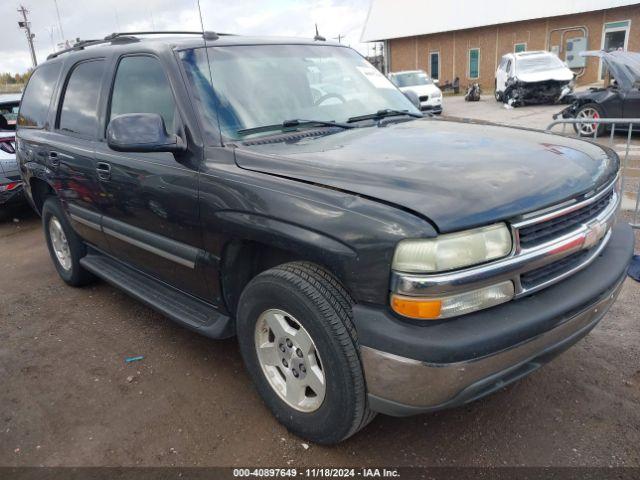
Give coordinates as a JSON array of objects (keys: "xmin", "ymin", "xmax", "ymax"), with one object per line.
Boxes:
[{"xmin": 1, "ymin": 103, "xmax": 640, "ymax": 467}]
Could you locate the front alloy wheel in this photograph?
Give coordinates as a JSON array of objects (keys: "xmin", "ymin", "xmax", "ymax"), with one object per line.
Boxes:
[
  {"xmin": 255, "ymin": 309, "xmax": 326, "ymax": 412},
  {"xmin": 236, "ymin": 262, "xmax": 375, "ymax": 444}
]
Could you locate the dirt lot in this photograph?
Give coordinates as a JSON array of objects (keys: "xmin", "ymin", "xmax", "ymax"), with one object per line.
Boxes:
[{"xmin": 2, "ymin": 103, "xmax": 640, "ymax": 467}]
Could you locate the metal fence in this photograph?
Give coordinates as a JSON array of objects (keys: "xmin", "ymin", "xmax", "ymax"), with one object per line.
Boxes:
[{"xmin": 545, "ymin": 118, "xmax": 640, "ymax": 229}]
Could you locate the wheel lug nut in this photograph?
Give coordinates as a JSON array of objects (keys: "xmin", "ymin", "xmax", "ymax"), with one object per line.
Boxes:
[
  {"xmin": 279, "ymin": 343, "xmax": 286, "ymax": 353},
  {"xmin": 296, "ymin": 348, "xmax": 303, "ymax": 358},
  {"xmin": 282, "ymin": 359, "xmax": 288, "ymax": 368},
  {"xmin": 292, "ymin": 369, "xmax": 299, "ymax": 378},
  {"xmin": 286, "ymin": 339, "xmax": 293, "ymax": 348}
]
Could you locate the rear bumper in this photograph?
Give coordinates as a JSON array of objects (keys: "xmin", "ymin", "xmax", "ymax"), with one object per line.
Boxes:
[
  {"xmin": 0, "ymin": 183, "xmax": 25, "ymax": 206},
  {"xmin": 355, "ymin": 222, "xmax": 634, "ymax": 416}
]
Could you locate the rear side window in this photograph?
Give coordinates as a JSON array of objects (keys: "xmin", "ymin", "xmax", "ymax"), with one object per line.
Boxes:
[
  {"xmin": 18, "ymin": 62, "xmax": 62, "ymax": 128},
  {"xmin": 109, "ymin": 56, "xmax": 176, "ymax": 131},
  {"xmin": 58, "ymin": 60, "xmax": 105, "ymax": 137}
]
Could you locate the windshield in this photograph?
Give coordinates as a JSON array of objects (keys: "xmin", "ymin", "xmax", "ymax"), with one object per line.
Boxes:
[
  {"xmin": 390, "ymin": 71, "xmax": 433, "ymax": 87},
  {"xmin": 516, "ymin": 55, "xmax": 565, "ymax": 74},
  {"xmin": 180, "ymin": 44, "xmax": 418, "ymax": 140}
]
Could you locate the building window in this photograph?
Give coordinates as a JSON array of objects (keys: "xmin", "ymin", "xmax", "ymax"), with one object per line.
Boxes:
[
  {"xmin": 468, "ymin": 48, "xmax": 480, "ymax": 79},
  {"xmin": 600, "ymin": 20, "xmax": 630, "ymax": 79},
  {"xmin": 514, "ymin": 43, "xmax": 526, "ymax": 53},
  {"xmin": 429, "ymin": 52, "xmax": 439, "ymax": 80}
]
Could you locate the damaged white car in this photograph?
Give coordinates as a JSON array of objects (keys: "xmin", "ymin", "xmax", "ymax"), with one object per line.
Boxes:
[{"xmin": 495, "ymin": 51, "xmax": 574, "ymax": 107}]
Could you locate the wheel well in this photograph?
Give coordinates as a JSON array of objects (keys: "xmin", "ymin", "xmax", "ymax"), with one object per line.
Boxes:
[
  {"xmin": 220, "ymin": 240, "xmax": 340, "ymax": 316},
  {"xmin": 30, "ymin": 178, "xmax": 55, "ymax": 214}
]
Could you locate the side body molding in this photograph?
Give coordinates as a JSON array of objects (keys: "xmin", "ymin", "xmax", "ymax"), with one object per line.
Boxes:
[{"xmin": 67, "ymin": 204, "xmax": 206, "ymax": 270}]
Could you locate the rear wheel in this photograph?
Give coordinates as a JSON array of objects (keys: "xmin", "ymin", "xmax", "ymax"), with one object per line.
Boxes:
[
  {"xmin": 236, "ymin": 262, "xmax": 374, "ymax": 444},
  {"xmin": 573, "ymin": 103, "xmax": 606, "ymax": 137},
  {"xmin": 42, "ymin": 197, "xmax": 95, "ymax": 286}
]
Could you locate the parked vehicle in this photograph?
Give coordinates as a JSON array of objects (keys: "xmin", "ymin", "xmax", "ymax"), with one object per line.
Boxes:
[
  {"xmin": 0, "ymin": 93, "xmax": 22, "ymax": 130},
  {"xmin": 556, "ymin": 50, "xmax": 640, "ymax": 136},
  {"xmin": 17, "ymin": 33, "xmax": 633, "ymax": 444},
  {"xmin": 464, "ymin": 83, "xmax": 481, "ymax": 101},
  {"xmin": 388, "ymin": 70, "xmax": 443, "ymax": 113},
  {"xmin": 495, "ymin": 51, "xmax": 574, "ymax": 106},
  {"xmin": 0, "ymin": 94, "xmax": 23, "ymax": 212}
]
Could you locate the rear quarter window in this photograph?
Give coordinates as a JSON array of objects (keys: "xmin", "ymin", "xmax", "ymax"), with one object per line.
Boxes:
[{"xmin": 18, "ymin": 62, "xmax": 62, "ymax": 128}]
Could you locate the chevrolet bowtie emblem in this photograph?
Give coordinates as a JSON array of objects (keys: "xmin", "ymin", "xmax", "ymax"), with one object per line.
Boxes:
[{"xmin": 583, "ymin": 219, "xmax": 607, "ymax": 249}]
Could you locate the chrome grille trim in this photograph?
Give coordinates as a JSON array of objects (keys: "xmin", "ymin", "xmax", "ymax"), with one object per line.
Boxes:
[{"xmin": 391, "ymin": 178, "xmax": 619, "ymax": 298}]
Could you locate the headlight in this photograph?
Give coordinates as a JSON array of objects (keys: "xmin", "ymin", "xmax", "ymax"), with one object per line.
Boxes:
[{"xmin": 392, "ymin": 223, "xmax": 512, "ymax": 273}]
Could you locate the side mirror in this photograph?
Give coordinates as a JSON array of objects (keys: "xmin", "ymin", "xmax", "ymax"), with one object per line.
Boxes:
[
  {"xmin": 107, "ymin": 113, "xmax": 186, "ymax": 153},
  {"xmin": 402, "ymin": 90, "xmax": 421, "ymax": 110}
]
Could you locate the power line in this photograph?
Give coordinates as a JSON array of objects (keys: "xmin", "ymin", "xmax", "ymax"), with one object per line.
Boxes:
[
  {"xmin": 17, "ymin": 5, "xmax": 37, "ymax": 67},
  {"xmin": 53, "ymin": 0, "xmax": 64, "ymax": 40}
]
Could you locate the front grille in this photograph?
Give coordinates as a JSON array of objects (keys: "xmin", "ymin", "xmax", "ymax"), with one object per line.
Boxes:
[
  {"xmin": 419, "ymin": 95, "xmax": 429, "ymax": 102},
  {"xmin": 520, "ymin": 249, "xmax": 591, "ymax": 289},
  {"xmin": 518, "ymin": 190, "xmax": 613, "ymax": 249}
]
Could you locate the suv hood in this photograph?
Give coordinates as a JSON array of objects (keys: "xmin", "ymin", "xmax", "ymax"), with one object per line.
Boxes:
[
  {"xmin": 234, "ymin": 119, "xmax": 618, "ymax": 232},
  {"xmin": 515, "ymin": 67, "xmax": 574, "ymax": 84}
]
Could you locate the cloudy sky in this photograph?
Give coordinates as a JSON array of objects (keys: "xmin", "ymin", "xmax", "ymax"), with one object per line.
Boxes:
[{"xmin": 1, "ymin": 0, "xmax": 376, "ymax": 74}]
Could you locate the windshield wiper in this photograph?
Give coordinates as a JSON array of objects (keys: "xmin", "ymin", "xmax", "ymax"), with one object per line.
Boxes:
[
  {"xmin": 347, "ymin": 109, "xmax": 423, "ymax": 123},
  {"xmin": 237, "ymin": 119, "xmax": 354, "ymax": 137}
]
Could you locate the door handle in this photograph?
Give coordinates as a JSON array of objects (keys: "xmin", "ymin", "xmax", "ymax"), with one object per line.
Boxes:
[
  {"xmin": 96, "ymin": 162, "xmax": 111, "ymax": 181},
  {"xmin": 48, "ymin": 151, "xmax": 60, "ymax": 168}
]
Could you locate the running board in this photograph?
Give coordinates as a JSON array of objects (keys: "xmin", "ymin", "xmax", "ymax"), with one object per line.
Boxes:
[{"xmin": 80, "ymin": 252, "xmax": 234, "ymax": 339}]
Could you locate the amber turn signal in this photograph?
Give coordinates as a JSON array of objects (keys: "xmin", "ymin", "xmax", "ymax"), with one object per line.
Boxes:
[{"xmin": 390, "ymin": 294, "xmax": 442, "ymax": 320}]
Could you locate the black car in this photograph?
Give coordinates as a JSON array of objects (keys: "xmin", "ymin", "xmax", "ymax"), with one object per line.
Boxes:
[
  {"xmin": 17, "ymin": 32, "xmax": 633, "ymax": 444},
  {"xmin": 557, "ymin": 50, "xmax": 640, "ymax": 136}
]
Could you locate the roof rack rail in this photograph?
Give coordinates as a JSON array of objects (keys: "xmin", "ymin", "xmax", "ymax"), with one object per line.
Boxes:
[
  {"xmin": 105, "ymin": 31, "xmax": 232, "ymax": 41},
  {"xmin": 46, "ymin": 30, "xmax": 232, "ymax": 60}
]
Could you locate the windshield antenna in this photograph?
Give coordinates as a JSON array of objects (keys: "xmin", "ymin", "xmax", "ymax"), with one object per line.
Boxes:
[{"xmin": 314, "ymin": 24, "xmax": 325, "ymax": 41}]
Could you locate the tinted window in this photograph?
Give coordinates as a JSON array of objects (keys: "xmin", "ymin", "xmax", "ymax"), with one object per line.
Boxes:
[
  {"xmin": 59, "ymin": 60, "xmax": 105, "ymax": 137},
  {"xmin": 18, "ymin": 63, "xmax": 62, "ymax": 128},
  {"xmin": 109, "ymin": 56, "xmax": 175, "ymax": 130}
]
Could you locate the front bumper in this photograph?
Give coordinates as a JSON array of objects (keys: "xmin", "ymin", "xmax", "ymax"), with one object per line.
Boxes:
[
  {"xmin": 419, "ymin": 97, "xmax": 442, "ymax": 114},
  {"xmin": 355, "ymin": 222, "xmax": 634, "ymax": 416}
]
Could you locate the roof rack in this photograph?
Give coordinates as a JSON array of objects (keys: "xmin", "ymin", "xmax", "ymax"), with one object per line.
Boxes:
[{"xmin": 47, "ymin": 30, "xmax": 231, "ymax": 60}]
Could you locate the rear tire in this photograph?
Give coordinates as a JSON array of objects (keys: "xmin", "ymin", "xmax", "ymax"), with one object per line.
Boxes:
[
  {"xmin": 573, "ymin": 103, "xmax": 606, "ymax": 137},
  {"xmin": 236, "ymin": 262, "xmax": 374, "ymax": 444},
  {"xmin": 42, "ymin": 197, "xmax": 95, "ymax": 286}
]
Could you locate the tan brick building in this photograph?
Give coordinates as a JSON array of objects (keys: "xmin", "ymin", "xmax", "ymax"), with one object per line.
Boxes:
[{"xmin": 361, "ymin": 0, "xmax": 640, "ymax": 90}]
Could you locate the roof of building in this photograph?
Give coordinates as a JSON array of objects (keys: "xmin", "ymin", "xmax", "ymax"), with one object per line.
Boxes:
[{"xmin": 361, "ymin": 0, "xmax": 639, "ymax": 42}]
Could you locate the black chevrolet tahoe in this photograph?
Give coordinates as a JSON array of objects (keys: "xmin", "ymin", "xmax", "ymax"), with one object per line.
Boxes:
[{"xmin": 17, "ymin": 32, "xmax": 634, "ymax": 444}]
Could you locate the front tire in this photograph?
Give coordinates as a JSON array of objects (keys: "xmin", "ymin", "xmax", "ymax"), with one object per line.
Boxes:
[
  {"xmin": 42, "ymin": 197, "xmax": 95, "ymax": 286},
  {"xmin": 494, "ymin": 81, "xmax": 503, "ymax": 102},
  {"xmin": 236, "ymin": 262, "xmax": 374, "ymax": 444}
]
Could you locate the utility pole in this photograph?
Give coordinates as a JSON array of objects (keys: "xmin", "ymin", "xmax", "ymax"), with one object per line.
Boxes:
[{"xmin": 17, "ymin": 5, "xmax": 37, "ymax": 67}]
